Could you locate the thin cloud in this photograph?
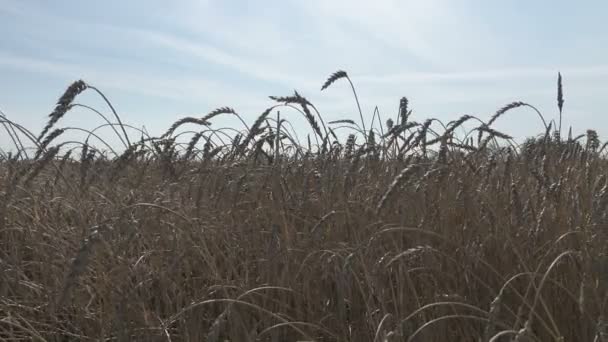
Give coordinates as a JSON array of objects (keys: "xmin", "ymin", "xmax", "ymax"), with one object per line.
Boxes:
[
  {"xmin": 0, "ymin": 53, "xmax": 264, "ymax": 107},
  {"xmin": 358, "ymin": 66, "xmax": 608, "ymax": 84},
  {"xmin": 128, "ymin": 29, "xmax": 315, "ymax": 88}
]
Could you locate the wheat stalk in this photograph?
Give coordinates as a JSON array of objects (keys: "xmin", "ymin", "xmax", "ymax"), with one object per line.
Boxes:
[{"xmin": 37, "ymin": 80, "xmax": 87, "ymax": 142}]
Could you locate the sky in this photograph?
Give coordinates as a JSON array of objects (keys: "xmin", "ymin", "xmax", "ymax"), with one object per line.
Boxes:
[{"xmin": 1, "ymin": 0, "xmax": 608, "ymax": 151}]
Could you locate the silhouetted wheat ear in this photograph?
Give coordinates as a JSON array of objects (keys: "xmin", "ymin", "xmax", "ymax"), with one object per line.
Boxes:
[
  {"xmin": 411, "ymin": 119, "xmax": 434, "ymax": 148},
  {"xmin": 38, "ymin": 80, "xmax": 87, "ymax": 142},
  {"xmin": 270, "ymin": 91, "xmax": 324, "ymax": 137},
  {"xmin": 269, "ymin": 94, "xmax": 300, "ymax": 104},
  {"xmin": 269, "ymin": 90, "xmax": 313, "ymax": 107},
  {"xmin": 292, "ymin": 91, "xmax": 323, "ymax": 139},
  {"xmin": 478, "ymin": 125, "xmax": 513, "ymax": 140},
  {"xmin": 479, "ymin": 101, "xmax": 526, "ymax": 143},
  {"xmin": 34, "ymin": 128, "xmax": 65, "ymax": 160},
  {"xmin": 207, "ymin": 146, "xmax": 223, "ymax": 160},
  {"xmin": 425, "ymin": 115, "xmax": 474, "ymax": 145},
  {"xmin": 487, "ymin": 101, "xmax": 527, "ymax": 127},
  {"xmin": 557, "ymin": 72, "xmax": 565, "ymax": 137},
  {"xmin": 328, "ymin": 119, "xmax": 357, "ymax": 125},
  {"xmin": 384, "ymin": 121, "xmax": 419, "ymax": 140},
  {"xmin": 587, "ymin": 129, "xmax": 600, "ymax": 151},
  {"xmin": 201, "ymin": 107, "xmax": 236, "ymax": 122},
  {"xmin": 321, "ymin": 70, "xmax": 348, "ymax": 90},
  {"xmin": 161, "ymin": 117, "xmax": 210, "ymax": 139},
  {"xmin": 557, "ymin": 72, "xmax": 564, "ymax": 113},
  {"xmin": 184, "ymin": 131, "xmax": 205, "ymax": 161},
  {"xmin": 239, "ymin": 107, "xmax": 273, "ymax": 153},
  {"xmin": 229, "ymin": 133, "xmax": 242, "ymax": 154},
  {"xmin": 448, "ymin": 114, "xmax": 474, "ymax": 130},
  {"xmin": 386, "ymin": 118, "xmax": 394, "ymax": 130},
  {"xmin": 399, "ymin": 97, "xmax": 409, "ymax": 125}
]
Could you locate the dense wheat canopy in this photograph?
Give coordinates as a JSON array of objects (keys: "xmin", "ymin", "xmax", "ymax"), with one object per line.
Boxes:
[{"xmin": 0, "ymin": 72, "xmax": 607, "ymax": 341}]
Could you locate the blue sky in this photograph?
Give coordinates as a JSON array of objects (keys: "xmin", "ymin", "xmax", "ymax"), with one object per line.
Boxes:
[{"xmin": 1, "ymin": 0, "xmax": 608, "ymax": 150}]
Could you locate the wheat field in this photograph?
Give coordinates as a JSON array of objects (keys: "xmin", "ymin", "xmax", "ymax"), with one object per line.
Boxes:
[{"xmin": 0, "ymin": 71, "xmax": 606, "ymax": 341}]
